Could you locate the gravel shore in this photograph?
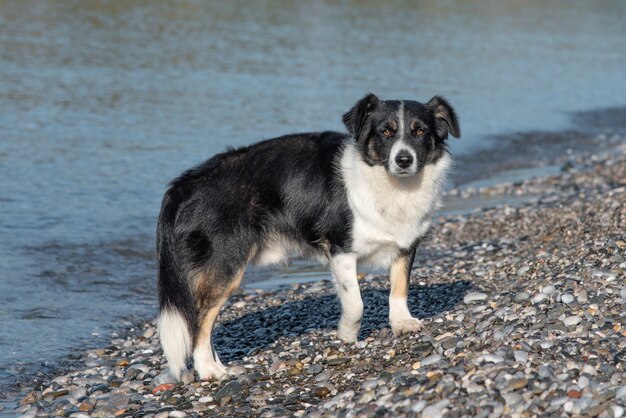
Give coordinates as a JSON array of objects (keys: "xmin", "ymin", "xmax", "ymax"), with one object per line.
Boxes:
[{"xmin": 10, "ymin": 143, "xmax": 626, "ymax": 418}]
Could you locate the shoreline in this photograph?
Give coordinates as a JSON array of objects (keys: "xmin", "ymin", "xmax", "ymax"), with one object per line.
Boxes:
[
  {"xmin": 1, "ymin": 110, "xmax": 624, "ymax": 393},
  {"xmin": 4, "ymin": 141, "xmax": 626, "ymax": 417}
]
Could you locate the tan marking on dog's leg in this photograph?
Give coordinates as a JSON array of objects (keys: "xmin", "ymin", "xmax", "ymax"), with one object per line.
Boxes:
[
  {"xmin": 389, "ymin": 254, "xmax": 422, "ymax": 336},
  {"xmin": 390, "ymin": 254, "xmax": 410, "ymax": 299},
  {"xmin": 193, "ymin": 267, "xmax": 245, "ymax": 380}
]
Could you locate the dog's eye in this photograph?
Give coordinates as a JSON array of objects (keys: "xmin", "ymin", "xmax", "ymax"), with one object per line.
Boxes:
[
  {"xmin": 382, "ymin": 129, "xmax": 393, "ymax": 138},
  {"xmin": 415, "ymin": 128, "xmax": 425, "ymax": 136}
]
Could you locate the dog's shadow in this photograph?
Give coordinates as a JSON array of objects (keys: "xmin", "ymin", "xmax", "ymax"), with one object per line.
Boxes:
[{"xmin": 214, "ymin": 280, "xmax": 473, "ymax": 362}]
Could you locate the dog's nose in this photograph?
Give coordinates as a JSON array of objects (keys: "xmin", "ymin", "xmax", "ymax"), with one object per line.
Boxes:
[{"xmin": 395, "ymin": 152, "xmax": 414, "ymax": 169}]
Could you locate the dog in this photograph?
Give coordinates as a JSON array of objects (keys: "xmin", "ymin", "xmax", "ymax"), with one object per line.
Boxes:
[{"xmin": 157, "ymin": 93, "xmax": 460, "ymax": 380}]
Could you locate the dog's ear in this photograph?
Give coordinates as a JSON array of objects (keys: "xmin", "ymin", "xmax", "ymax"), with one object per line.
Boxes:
[
  {"xmin": 343, "ymin": 93, "xmax": 379, "ymax": 141},
  {"xmin": 426, "ymin": 96, "xmax": 460, "ymax": 139}
]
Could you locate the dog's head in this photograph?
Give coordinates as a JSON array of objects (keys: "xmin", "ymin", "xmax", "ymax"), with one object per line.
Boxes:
[{"xmin": 343, "ymin": 94, "xmax": 460, "ymax": 178}]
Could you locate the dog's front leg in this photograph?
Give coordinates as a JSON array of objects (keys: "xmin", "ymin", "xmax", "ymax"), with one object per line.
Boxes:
[
  {"xmin": 330, "ymin": 253, "xmax": 363, "ymax": 343},
  {"xmin": 389, "ymin": 248, "xmax": 423, "ymax": 336}
]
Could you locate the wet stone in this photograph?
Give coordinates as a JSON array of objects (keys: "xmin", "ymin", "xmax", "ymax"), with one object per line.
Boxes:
[
  {"xmin": 20, "ymin": 391, "xmax": 39, "ymax": 405},
  {"xmin": 108, "ymin": 394, "xmax": 130, "ymax": 409},
  {"xmin": 165, "ymin": 396, "xmax": 181, "ymax": 406},
  {"xmin": 92, "ymin": 406, "xmax": 118, "ymax": 418},
  {"xmin": 109, "ymin": 379, "xmax": 123, "ymax": 388},
  {"xmin": 125, "ymin": 368, "xmax": 141, "ymax": 380},
  {"xmin": 116, "ymin": 359, "xmax": 130, "ymax": 367},
  {"xmin": 87, "ymin": 384, "xmax": 110, "ymax": 395},
  {"xmin": 48, "ymin": 389, "xmax": 69, "ymax": 398},
  {"xmin": 78, "ymin": 400, "xmax": 95, "ymax": 412}
]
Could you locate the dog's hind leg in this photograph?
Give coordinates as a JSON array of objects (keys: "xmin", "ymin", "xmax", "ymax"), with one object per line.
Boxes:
[
  {"xmin": 330, "ymin": 253, "xmax": 362, "ymax": 343},
  {"xmin": 389, "ymin": 248, "xmax": 422, "ymax": 336},
  {"xmin": 192, "ymin": 265, "xmax": 246, "ymax": 381}
]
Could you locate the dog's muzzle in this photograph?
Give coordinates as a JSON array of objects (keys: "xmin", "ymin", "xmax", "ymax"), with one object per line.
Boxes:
[{"xmin": 389, "ymin": 146, "xmax": 418, "ymax": 177}]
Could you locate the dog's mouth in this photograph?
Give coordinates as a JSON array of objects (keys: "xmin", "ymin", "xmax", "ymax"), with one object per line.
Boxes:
[
  {"xmin": 392, "ymin": 169, "xmax": 415, "ymax": 178},
  {"xmin": 387, "ymin": 164, "xmax": 420, "ymax": 178}
]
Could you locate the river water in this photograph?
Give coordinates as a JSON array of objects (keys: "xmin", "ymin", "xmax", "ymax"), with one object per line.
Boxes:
[{"xmin": 1, "ymin": 0, "xmax": 625, "ymax": 397}]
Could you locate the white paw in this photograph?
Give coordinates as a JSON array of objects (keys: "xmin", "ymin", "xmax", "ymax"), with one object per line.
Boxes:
[
  {"xmin": 391, "ymin": 317, "xmax": 423, "ymax": 336},
  {"xmin": 195, "ymin": 361, "xmax": 228, "ymax": 381},
  {"xmin": 337, "ymin": 321, "xmax": 360, "ymax": 343}
]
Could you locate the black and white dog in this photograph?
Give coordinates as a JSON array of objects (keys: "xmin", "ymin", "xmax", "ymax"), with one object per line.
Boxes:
[{"xmin": 157, "ymin": 94, "xmax": 460, "ymax": 380}]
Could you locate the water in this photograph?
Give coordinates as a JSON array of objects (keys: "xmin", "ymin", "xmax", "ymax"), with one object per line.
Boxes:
[{"xmin": 1, "ymin": 0, "xmax": 625, "ymax": 397}]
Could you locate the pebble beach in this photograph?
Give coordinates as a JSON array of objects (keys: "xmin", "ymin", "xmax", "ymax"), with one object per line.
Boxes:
[{"xmin": 9, "ymin": 143, "xmax": 626, "ymax": 418}]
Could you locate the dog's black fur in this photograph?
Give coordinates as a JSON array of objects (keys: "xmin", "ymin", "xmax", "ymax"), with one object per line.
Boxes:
[{"xmin": 157, "ymin": 94, "xmax": 459, "ymax": 380}]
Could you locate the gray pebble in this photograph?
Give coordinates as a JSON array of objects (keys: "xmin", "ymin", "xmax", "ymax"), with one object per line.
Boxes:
[
  {"xmin": 420, "ymin": 354, "xmax": 442, "ymax": 366},
  {"xmin": 214, "ymin": 381, "xmax": 243, "ymax": 401},
  {"xmin": 151, "ymin": 370, "xmax": 177, "ymax": 390},
  {"xmin": 142, "ymin": 327, "xmax": 156, "ymax": 339},
  {"xmin": 539, "ymin": 365, "xmax": 554, "ymax": 378},
  {"xmin": 502, "ymin": 392, "xmax": 523, "ymax": 406},
  {"xmin": 315, "ymin": 371, "xmax": 332, "ymax": 382},
  {"xmin": 306, "ymin": 364, "xmax": 323, "ymax": 375},
  {"xmin": 92, "ymin": 406, "xmax": 118, "ymax": 418},
  {"xmin": 514, "ymin": 351, "xmax": 528, "ymax": 363},
  {"xmin": 514, "ymin": 292, "xmax": 530, "ymax": 302},
  {"xmin": 577, "ymin": 375, "xmax": 590, "ymax": 388},
  {"xmin": 463, "ymin": 292, "xmax": 488, "ymax": 304},
  {"xmin": 482, "ymin": 354, "xmax": 504, "ymax": 363},
  {"xmin": 421, "ymin": 405, "xmax": 443, "ymax": 418},
  {"xmin": 563, "ymin": 316, "xmax": 582, "ymax": 326},
  {"xmin": 411, "ymin": 400, "xmax": 427, "ymax": 413}
]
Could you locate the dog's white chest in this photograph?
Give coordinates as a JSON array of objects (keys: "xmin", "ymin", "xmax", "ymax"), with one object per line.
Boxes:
[{"xmin": 340, "ymin": 144, "xmax": 451, "ymax": 267}]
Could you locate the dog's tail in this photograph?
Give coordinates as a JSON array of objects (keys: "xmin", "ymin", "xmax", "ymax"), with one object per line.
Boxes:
[{"xmin": 156, "ymin": 187, "xmax": 195, "ymax": 380}]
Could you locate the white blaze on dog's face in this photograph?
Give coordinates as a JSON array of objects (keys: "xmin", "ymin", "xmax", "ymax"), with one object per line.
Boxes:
[{"xmin": 342, "ymin": 94, "xmax": 460, "ymax": 178}]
